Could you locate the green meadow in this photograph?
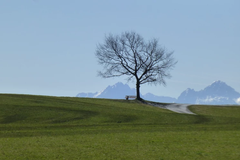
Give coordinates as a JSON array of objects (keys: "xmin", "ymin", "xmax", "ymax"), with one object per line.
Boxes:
[{"xmin": 0, "ymin": 94, "xmax": 240, "ymax": 159}]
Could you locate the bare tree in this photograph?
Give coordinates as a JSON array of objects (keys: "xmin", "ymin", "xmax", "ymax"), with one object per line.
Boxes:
[{"xmin": 96, "ymin": 31, "xmax": 177, "ymax": 100}]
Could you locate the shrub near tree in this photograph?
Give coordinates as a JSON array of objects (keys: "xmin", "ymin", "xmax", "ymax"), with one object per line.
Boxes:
[{"xmin": 96, "ymin": 31, "xmax": 177, "ymax": 100}]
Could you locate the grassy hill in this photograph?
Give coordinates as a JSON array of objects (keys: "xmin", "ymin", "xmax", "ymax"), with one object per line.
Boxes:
[{"xmin": 0, "ymin": 94, "xmax": 240, "ymax": 159}]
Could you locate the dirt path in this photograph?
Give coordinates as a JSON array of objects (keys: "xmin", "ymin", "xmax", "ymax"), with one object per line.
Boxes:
[
  {"xmin": 147, "ymin": 102, "xmax": 195, "ymax": 115},
  {"xmin": 164, "ymin": 104, "xmax": 195, "ymax": 114}
]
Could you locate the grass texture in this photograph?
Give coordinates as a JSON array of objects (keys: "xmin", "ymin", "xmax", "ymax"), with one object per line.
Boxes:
[{"xmin": 0, "ymin": 94, "xmax": 240, "ymax": 159}]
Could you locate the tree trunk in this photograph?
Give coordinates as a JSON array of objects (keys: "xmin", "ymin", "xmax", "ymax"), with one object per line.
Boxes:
[{"xmin": 136, "ymin": 80, "xmax": 141, "ymax": 100}]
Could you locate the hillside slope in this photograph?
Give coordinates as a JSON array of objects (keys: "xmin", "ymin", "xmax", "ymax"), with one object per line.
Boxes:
[
  {"xmin": 0, "ymin": 94, "xmax": 196, "ymax": 127},
  {"xmin": 1, "ymin": 94, "xmax": 240, "ymax": 160}
]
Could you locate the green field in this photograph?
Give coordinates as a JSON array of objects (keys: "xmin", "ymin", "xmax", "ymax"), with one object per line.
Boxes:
[{"xmin": 0, "ymin": 94, "xmax": 240, "ymax": 159}]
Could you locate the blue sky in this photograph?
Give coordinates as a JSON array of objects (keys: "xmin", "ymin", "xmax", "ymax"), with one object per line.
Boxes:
[{"xmin": 1, "ymin": 0, "xmax": 239, "ymax": 98}]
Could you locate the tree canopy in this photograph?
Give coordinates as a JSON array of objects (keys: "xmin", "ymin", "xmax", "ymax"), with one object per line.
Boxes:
[{"xmin": 96, "ymin": 31, "xmax": 177, "ymax": 100}]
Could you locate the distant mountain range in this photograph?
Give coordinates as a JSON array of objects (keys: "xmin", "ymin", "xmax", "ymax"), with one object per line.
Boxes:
[
  {"xmin": 77, "ymin": 81, "xmax": 240, "ymax": 105},
  {"xmin": 176, "ymin": 81, "xmax": 240, "ymax": 105},
  {"xmin": 76, "ymin": 82, "xmax": 176, "ymax": 103}
]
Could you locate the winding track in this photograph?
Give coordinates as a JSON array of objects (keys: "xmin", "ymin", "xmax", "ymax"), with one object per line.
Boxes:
[
  {"xmin": 164, "ymin": 104, "xmax": 195, "ymax": 114},
  {"xmin": 147, "ymin": 102, "xmax": 195, "ymax": 115}
]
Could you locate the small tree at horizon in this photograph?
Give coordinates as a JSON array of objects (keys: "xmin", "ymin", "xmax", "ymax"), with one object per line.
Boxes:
[{"xmin": 95, "ymin": 31, "xmax": 177, "ymax": 100}]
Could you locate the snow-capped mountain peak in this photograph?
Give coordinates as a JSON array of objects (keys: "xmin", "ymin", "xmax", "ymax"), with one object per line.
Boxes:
[
  {"xmin": 176, "ymin": 80, "xmax": 240, "ymax": 105},
  {"xmin": 112, "ymin": 82, "xmax": 125, "ymax": 88},
  {"xmin": 76, "ymin": 82, "xmax": 175, "ymax": 103},
  {"xmin": 212, "ymin": 80, "xmax": 225, "ymax": 84},
  {"xmin": 202, "ymin": 80, "xmax": 238, "ymax": 97},
  {"xmin": 207, "ymin": 80, "xmax": 228, "ymax": 89},
  {"xmin": 93, "ymin": 82, "xmax": 136, "ymax": 99},
  {"xmin": 77, "ymin": 81, "xmax": 240, "ymax": 105}
]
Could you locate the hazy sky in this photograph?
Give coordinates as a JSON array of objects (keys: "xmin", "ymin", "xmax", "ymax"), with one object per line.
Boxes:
[{"xmin": 1, "ymin": 0, "xmax": 240, "ymax": 98}]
